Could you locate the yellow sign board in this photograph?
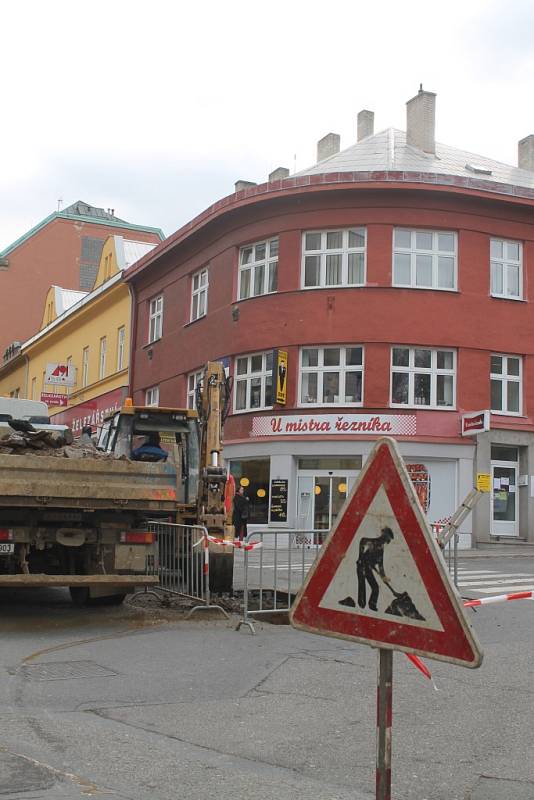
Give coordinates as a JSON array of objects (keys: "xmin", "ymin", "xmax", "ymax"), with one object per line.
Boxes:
[
  {"xmin": 275, "ymin": 349, "xmax": 288, "ymax": 405},
  {"xmin": 476, "ymin": 473, "xmax": 491, "ymax": 493}
]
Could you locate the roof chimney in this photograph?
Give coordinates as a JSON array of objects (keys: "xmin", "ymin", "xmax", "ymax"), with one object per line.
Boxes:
[
  {"xmin": 406, "ymin": 85, "xmax": 436, "ymax": 154},
  {"xmin": 268, "ymin": 167, "xmax": 290, "ymax": 182},
  {"xmin": 357, "ymin": 110, "xmax": 374, "ymax": 141},
  {"xmin": 518, "ymin": 135, "xmax": 534, "ymax": 171},
  {"xmin": 317, "ymin": 133, "xmax": 340, "ymax": 162},
  {"xmin": 234, "ymin": 180, "xmax": 257, "ymax": 192}
]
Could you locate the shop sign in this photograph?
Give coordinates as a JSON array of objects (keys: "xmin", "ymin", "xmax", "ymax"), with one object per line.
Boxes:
[
  {"xmin": 252, "ymin": 414, "xmax": 416, "ymax": 437},
  {"xmin": 272, "ymin": 349, "xmax": 288, "ymax": 405},
  {"xmin": 44, "ymin": 362, "xmax": 76, "ymax": 387},
  {"xmin": 51, "ymin": 386, "xmax": 128, "ymax": 435},
  {"xmin": 461, "ymin": 410, "xmax": 490, "ymax": 436},
  {"xmin": 270, "ymin": 478, "xmax": 288, "ymax": 522},
  {"xmin": 40, "ymin": 392, "xmax": 68, "ymax": 407}
]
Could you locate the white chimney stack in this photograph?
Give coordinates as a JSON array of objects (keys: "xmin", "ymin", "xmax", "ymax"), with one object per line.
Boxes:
[
  {"xmin": 406, "ymin": 85, "xmax": 436, "ymax": 154},
  {"xmin": 357, "ymin": 110, "xmax": 374, "ymax": 141},
  {"xmin": 518, "ymin": 135, "xmax": 534, "ymax": 171},
  {"xmin": 317, "ymin": 133, "xmax": 340, "ymax": 162}
]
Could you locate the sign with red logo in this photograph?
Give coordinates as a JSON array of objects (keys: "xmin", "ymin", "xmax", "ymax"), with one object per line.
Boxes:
[
  {"xmin": 290, "ymin": 438, "xmax": 482, "ymax": 668},
  {"xmin": 461, "ymin": 410, "xmax": 490, "ymax": 436},
  {"xmin": 40, "ymin": 392, "xmax": 68, "ymax": 407},
  {"xmin": 44, "ymin": 362, "xmax": 75, "ymax": 387}
]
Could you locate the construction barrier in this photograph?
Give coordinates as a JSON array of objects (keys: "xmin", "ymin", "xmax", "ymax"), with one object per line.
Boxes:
[
  {"xmin": 235, "ymin": 530, "xmax": 324, "ymax": 633},
  {"xmin": 131, "ymin": 521, "xmax": 228, "ymax": 618}
]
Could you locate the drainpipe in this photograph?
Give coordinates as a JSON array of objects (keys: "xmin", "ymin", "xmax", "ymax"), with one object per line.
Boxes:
[{"xmin": 127, "ymin": 281, "xmax": 137, "ymax": 400}]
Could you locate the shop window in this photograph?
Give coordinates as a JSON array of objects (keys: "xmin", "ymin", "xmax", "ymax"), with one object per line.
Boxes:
[
  {"xmin": 391, "ymin": 347, "xmax": 455, "ymax": 408},
  {"xmin": 393, "ymin": 229, "xmax": 457, "ymax": 290},
  {"xmin": 302, "ymin": 228, "xmax": 366, "ymax": 288},
  {"xmin": 229, "ymin": 458, "xmax": 270, "ymax": 524},
  {"xmin": 148, "ymin": 295, "xmax": 163, "ymax": 343},
  {"xmin": 490, "ymin": 239, "xmax": 522, "ymax": 300},
  {"xmin": 299, "ymin": 346, "xmax": 363, "ymax": 406},
  {"xmin": 239, "ymin": 238, "xmax": 278, "ymax": 299},
  {"xmin": 191, "ymin": 267, "xmax": 209, "ymax": 321},
  {"xmin": 490, "ymin": 355, "xmax": 521, "ymax": 415},
  {"xmin": 234, "ymin": 351, "xmax": 273, "ymax": 412}
]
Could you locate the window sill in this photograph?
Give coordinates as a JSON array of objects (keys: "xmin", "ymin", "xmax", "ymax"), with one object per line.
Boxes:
[
  {"xmin": 298, "ymin": 403, "xmax": 364, "ymax": 409},
  {"xmin": 390, "ymin": 404, "xmax": 456, "ymax": 411},
  {"xmin": 490, "ymin": 294, "xmax": 525, "ymax": 303},
  {"xmin": 392, "ymin": 284, "xmax": 458, "ymax": 293},
  {"xmin": 184, "ymin": 315, "xmax": 207, "ymax": 328},
  {"xmin": 236, "ymin": 291, "xmax": 278, "ymax": 302},
  {"xmin": 143, "ymin": 337, "xmax": 162, "ymax": 350},
  {"xmin": 490, "ymin": 411, "xmax": 524, "ymax": 418},
  {"xmin": 233, "ymin": 406, "xmax": 273, "ymax": 415},
  {"xmin": 300, "ymin": 283, "xmax": 366, "ymax": 291}
]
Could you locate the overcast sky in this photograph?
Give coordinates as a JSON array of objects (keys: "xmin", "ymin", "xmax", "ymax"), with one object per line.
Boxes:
[{"xmin": 1, "ymin": 0, "xmax": 533, "ymax": 248}]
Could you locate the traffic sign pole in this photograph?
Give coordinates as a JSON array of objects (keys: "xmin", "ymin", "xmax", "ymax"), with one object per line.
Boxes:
[{"xmin": 376, "ymin": 649, "xmax": 393, "ymax": 800}]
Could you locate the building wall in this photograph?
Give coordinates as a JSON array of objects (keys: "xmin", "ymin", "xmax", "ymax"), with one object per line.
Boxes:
[
  {"xmin": 127, "ymin": 183, "xmax": 534, "ymax": 544},
  {"xmin": 0, "ymin": 216, "xmax": 160, "ymax": 356}
]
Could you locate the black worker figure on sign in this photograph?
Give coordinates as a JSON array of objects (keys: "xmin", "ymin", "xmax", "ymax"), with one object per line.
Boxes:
[{"xmin": 339, "ymin": 525, "xmax": 426, "ymax": 621}]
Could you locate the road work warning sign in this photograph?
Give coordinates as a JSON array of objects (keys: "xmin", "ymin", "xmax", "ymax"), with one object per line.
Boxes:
[{"xmin": 290, "ymin": 438, "xmax": 483, "ymax": 668}]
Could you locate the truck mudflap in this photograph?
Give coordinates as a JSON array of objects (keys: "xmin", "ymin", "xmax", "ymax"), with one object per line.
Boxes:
[{"xmin": 0, "ymin": 574, "xmax": 159, "ymax": 588}]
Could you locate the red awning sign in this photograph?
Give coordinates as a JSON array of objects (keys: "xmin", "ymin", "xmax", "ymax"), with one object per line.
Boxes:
[{"xmin": 290, "ymin": 438, "xmax": 483, "ymax": 668}]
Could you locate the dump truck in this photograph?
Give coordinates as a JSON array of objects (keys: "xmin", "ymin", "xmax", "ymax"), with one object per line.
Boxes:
[{"xmin": 0, "ymin": 363, "xmax": 233, "ymax": 604}]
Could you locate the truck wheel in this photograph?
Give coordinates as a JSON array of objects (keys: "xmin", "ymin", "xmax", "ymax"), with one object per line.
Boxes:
[{"xmin": 69, "ymin": 587, "xmax": 91, "ymax": 606}]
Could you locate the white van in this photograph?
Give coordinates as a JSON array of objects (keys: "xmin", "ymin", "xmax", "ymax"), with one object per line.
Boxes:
[{"xmin": 0, "ymin": 397, "xmax": 69, "ymax": 433}]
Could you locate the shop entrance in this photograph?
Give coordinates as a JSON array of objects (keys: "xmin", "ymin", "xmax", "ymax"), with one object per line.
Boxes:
[
  {"xmin": 491, "ymin": 446, "xmax": 519, "ymax": 537},
  {"xmin": 296, "ymin": 457, "xmax": 362, "ymax": 533}
]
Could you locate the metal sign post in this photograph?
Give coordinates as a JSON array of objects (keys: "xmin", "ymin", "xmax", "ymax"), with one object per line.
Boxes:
[{"xmin": 376, "ymin": 649, "xmax": 393, "ymax": 800}]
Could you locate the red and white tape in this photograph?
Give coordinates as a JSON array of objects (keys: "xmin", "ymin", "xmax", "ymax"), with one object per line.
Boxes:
[
  {"xmin": 464, "ymin": 590, "xmax": 534, "ymax": 608},
  {"xmin": 198, "ymin": 534, "xmax": 263, "ymax": 551},
  {"xmin": 410, "ymin": 590, "xmax": 534, "ymax": 683}
]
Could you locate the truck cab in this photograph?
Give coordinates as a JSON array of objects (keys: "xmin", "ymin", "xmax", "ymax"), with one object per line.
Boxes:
[
  {"xmin": 0, "ymin": 397, "xmax": 69, "ymax": 434},
  {"xmin": 97, "ymin": 403, "xmax": 201, "ymax": 506}
]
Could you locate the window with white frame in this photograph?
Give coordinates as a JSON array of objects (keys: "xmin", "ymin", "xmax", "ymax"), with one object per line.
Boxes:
[
  {"xmin": 302, "ymin": 228, "xmax": 366, "ymax": 288},
  {"xmin": 300, "ymin": 346, "xmax": 363, "ymax": 405},
  {"xmin": 145, "ymin": 385, "xmax": 160, "ymax": 407},
  {"xmin": 239, "ymin": 238, "xmax": 278, "ymax": 299},
  {"xmin": 187, "ymin": 369, "xmax": 203, "ymax": 409},
  {"xmin": 191, "ymin": 268, "xmax": 208, "ymax": 321},
  {"xmin": 99, "ymin": 336, "xmax": 107, "ymax": 380},
  {"xmin": 391, "ymin": 347, "xmax": 455, "ymax": 408},
  {"xmin": 82, "ymin": 347, "xmax": 89, "ymax": 387},
  {"xmin": 31, "ymin": 377, "xmax": 37, "ymax": 401},
  {"xmin": 490, "ymin": 239, "xmax": 522, "ymax": 300},
  {"xmin": 66, "ymin": 356, "xmax": 73, "ymax": 397},
  {"xmin": 117, "ymin": 326, "xmax": 126, "ymax": 371},
  {"xmin": 148, "ymin": 296, "xmax": 163, "ymax": 343},
  {"xmin": 234, "ymin": 352, "xmax": 273, "ymax": 412},
  {"xmin": 393, "ymin": 229, "xmax": 457, "ymax": 290},
  {"xmin": 491, "ymin": 354, "xmax": 521, "ymax": 415}
]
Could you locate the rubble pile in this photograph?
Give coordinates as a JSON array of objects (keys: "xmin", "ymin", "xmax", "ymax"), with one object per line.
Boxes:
[{"xmin": 0, "ymin": 428, "xmax": 117, "ymax": 459}]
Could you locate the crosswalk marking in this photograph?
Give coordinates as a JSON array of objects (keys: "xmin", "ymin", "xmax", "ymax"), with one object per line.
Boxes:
[{"xmin": 456, "ymin": 567, "xmax": 534, "ymax": 596}]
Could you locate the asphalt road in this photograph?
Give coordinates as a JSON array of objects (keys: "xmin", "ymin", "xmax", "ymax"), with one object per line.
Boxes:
[{"xmin": 0, "ymin": 557, "xmax": 533, "ymax": 800}]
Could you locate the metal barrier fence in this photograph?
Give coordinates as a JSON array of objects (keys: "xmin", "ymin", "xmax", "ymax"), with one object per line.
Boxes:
[
  {"xmin": 235, "ymin": 530, "xmax": 324, "ymax": 633},
  {"xmin": 236, "ymin": 526, "xmax": 460, "ymax": 633},
  {"xmin": 132, "ymin": 521, "xmax": 228, "ymax": 618}
]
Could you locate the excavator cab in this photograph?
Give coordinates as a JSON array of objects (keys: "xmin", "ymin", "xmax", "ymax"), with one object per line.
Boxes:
[{"xmin": 97, "ymin": 405, "xmax": 200, "ymax": 505}]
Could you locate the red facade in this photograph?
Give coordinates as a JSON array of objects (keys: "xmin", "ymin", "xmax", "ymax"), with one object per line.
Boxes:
[{"xmin": 126, "ymin": 176, "xmax": 534, "ymax": 544}]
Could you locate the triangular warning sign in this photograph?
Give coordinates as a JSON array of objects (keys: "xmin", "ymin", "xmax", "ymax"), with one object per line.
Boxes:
[{"xmin": 290, "ymin": 438, "xmax": 483, "ymax": 668}]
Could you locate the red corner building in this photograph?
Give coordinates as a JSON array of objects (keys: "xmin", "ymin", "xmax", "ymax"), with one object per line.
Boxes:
[{"xmin": 126, "ymin": 89, "xmax": 534, "ymax": 547}]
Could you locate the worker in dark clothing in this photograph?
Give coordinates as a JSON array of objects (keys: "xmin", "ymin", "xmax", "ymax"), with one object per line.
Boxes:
[
  {"xmin": 232, "ymin": 485, "xmax": 250, "ymax": 541},
  {"xmin": 357, "ymin": 526, "xmax": 394, "ymax": 611},
  {"xmin": 131, "ymin": 433, "xmax": 168, "ymax": 462}
]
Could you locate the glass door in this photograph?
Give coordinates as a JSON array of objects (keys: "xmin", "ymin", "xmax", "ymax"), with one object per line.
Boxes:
[{"xmin": 491, "ymin": 462, "xmax": 518, "ymax": 537}]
